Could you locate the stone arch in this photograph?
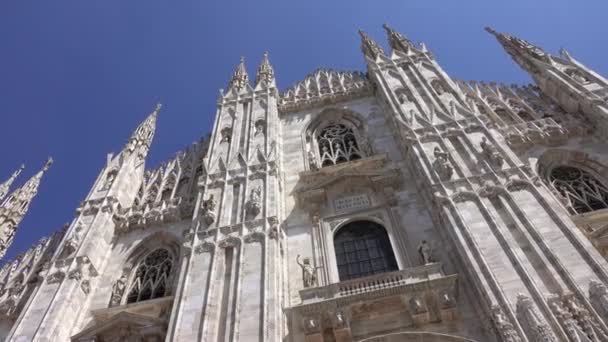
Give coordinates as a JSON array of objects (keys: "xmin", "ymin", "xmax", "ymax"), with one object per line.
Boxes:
[
  {"xmin": 537, "ymin": 149, "xmax": 608, "ymax": 214},
  {"xmin": 332, "ymin": 220, "xmax": 398, "ymax": 281}
]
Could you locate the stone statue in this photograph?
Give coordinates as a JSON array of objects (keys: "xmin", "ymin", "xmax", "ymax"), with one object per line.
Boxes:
[
  {"xmin": 246, "ymin": 186, "xmax": 262, "ymax": 218},
  {"xmin": 432, "ymin": 146, "xmax": 453, "ymax": 181},
  {"xmin": 308, "ymin": 151, "xmax": 319, "ymax": 171},
  {"xmin": 417, "ymin": 240, "xmax": 434, "ymax": 264},
  {"xmin": 109, "ymin": 273, "xmax": 128, "ymax": 307},
  {"xmin": 296, "ymin": 255, "xmax": 321, "ymax": 288},
  {"xmin": 480, "ymin": 137, "xmax": 504, "ymax": 168},
  {"xmin": 201, "ymin": 195, "xmax": 217, "ymax": 225}
]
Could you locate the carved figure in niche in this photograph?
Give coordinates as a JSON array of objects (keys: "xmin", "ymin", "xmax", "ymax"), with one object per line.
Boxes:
[
  {"xmin": 254, "ymin": 119, "xmax": 266, "ymax": 136},
  {"xmin": 432, "ymin": 146, "xmax": 453, "ymax": 181},
  {"xmin": 307, "ymin": 150, "xmax": 319, "ymax": 171},
  {"xmin": 409, "ymin": 297, "xmax": 425, "ymax": 314},
  {"xmin": 101, "ymin": 170, "xmax": 117, "ymax": 190},
  {"xmin": 480, "ymin": 137, "xmax": 504, "ymax": 168},
  {"xmin": 589, "ymin": 280, "xmax": 608, "ymax": 320},
  {"xmin": 109, "ymin": 273, "xmax": 128, "ymax": 306},
  {"xmin": 296, "ymin": 255, "xmax": 322, "ymax": 288},
  {"xmin": 220, "ymin": 127, "xmax": 232, "ymax": 143},
  {"xmin": 417, "ymin": 240, "xmax": 434, "ymax": 264},
  {"xmin": 304, "ymin": 317, "xmax": 320, "ymax": 333},
  {"xmin": 333, "ymin": 311, "xmax": 347, "ymax": 329},
  {"xmin": 246, "ymin": 186, "xmax": 262, "ymax": 218},
  {"xmin": 61, "ymin": 224, "xmax": 83, "ymax": 258},
  {"xmin": 201, "ymin": 194, "xmax": 216, "ymax": 225},
  {"xmin": 431, "ymin": 79, "xmax": 446, "ymax": 95}
]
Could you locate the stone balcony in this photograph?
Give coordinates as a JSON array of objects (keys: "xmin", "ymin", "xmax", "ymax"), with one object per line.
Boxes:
[{"xmin": 286, "ymin": 263, "xmax": 459, "ymax": 342}]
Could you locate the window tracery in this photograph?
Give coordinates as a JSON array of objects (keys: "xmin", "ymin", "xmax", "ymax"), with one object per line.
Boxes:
[
  {"xmin": 316, "ymin": 123, "xmax": 364, "ymax": 167},
  {"xmin": 334, "ymin": 221, "xmax": 398, "ymax": 281},
  {"xmin": 126, "ymin": 248, "xmax": 174, "ymax": 304},
  {"xmin": 548, "ymin": 166, "xmax": 608, "ymax": 214}
]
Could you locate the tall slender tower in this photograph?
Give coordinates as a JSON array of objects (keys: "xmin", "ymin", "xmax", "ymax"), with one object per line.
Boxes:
[
  {"xmin": 4, "ymin": 105, "xmax": 159, "ymax": 342},
  {"xmin": 0, "ymin": 159, "xmax": 52, "ymax": 260},
  {"xmin": 168, "ymin": 54, "xmax": 284, "ymax": 341},
  {"xmin": 0, "ymin": 165, "xmax": 24, "ymax": 202},
  {"xmin": 486, "ymin": 27, "xmax": 608, "ymax": 135}
]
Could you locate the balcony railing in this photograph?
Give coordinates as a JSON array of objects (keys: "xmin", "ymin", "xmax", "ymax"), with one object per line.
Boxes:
[{"xmin": 298, "ymin": 263, "xmax": 456, "ymax": 306}]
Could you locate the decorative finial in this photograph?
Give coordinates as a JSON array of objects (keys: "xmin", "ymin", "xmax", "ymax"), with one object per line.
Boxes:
[
  {"xmin": 229, "ymin": 56, "xmax": 249, "ymax": 91},
  {"xmin": 358, "ymin": 29, "xmax": 385, "ymax": 59},
  {"xmin": 484, "ymin": 26, "xmax": 498, "ymax": 36},
  {"xmin": 43, "ymin": 157, "xmax": 53, "ymax": 172},
  {"xmin": 255, "ymin": 51, "xmax": 275, "ymax": 85}
]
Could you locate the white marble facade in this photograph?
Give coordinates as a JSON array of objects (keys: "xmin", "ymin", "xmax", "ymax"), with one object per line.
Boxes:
[{"xmin": 0, "ymin": 25, "xmax": 608, "ymax": 341}]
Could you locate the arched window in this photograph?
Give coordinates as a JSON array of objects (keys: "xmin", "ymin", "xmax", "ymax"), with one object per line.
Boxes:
[
  {"xmin": 548, "ymin": 166, "xmax": 608, "ymax": 214},
  {"xmin": 316, "ymin": 123, "xmax": 363, "ymax": 167},
  {"xmin": 126, "ymin": 248, "xmax": 174, "ymax": 304},
  {"xmin": 334, "ymin": 221, "xmax": 398, "ymax": 281}
]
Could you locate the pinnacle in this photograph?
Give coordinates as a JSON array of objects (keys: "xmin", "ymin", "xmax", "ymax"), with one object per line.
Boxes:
[
  {"xmin": 255, "ymin": 51, "xmax": 275, "ymax": 85},
  {"xmin": 229, "ymin": 56, "xmax": 249, "ymax": 91}
]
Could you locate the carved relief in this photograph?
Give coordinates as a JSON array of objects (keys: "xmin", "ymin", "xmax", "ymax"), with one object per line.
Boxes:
[
  {"xmin": 109, "ymin": 272, "xmax": 129, "ymax": 307},
  {"xmin": 200, "ymin": 195, "xmax": 217, "ymax": 225},
  {"xmin": 245, "ymin": 186, "xmax": 262, "ymax": 218},
  {"xmin": 516, "ymin": 294, "xmax": 557, "ymax": 342},
  {"xmin": 432, "ymin": 146, "xmax": 453, "ymax": 181},
  {"xmin": 491, "ymin": 306, "xmax": 522, "ymax": 342},
  {"xmin": 480, "ymin": 137, "xmax": 505, "ymax": 168},
  {"xmin": 417, "ymin": 240, "xmax": 435, "ymax": 264},
  {"xmin": 194, "ymin": 241, "xmax": 215, "ymax": 254}
]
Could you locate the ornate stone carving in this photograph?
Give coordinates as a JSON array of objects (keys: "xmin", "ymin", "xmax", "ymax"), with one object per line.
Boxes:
[
  {"xmin": 201, "ymin": 195, "xmax": 217, "ymax": 225},
  {"xmin": 417, "ymin": 240, "xmax": 434, "ymax": 264},
  {"xmin": 244, "ymin": 231, "xmax": 265, "ymax": 244},
  {"xmin": 109, "ymin": 273, "xmax": 128, "ymax": 307},
  {"xmin": 61, "ymin": 224, "xmax": 83, "ymax": 258},
  {"xmin": 218, "ymin": 236, "xmax": 241, "ymax": 249},
  {"xmin": 480, "ymin": 137, "xmax": 505, "ymax": 168},
  {"xmin": 516, "ymin": 294, "xmax": 557, "ymax": 342},
  {"xmin": 47, "ymin": 271, "xmax": 65, "ymax": 284},
  {"xmin": 279, "ymin": 69, "xmax": 371, "ymax": 113},
  {"xmin": 307, "ymin": 150, "xmax": 319, "ymax": 171},
  {"xmin": 296, "ymin": 255, "xmax": 321, "ymax": 288},
  {"xmin": 245, "ymin": 186, "xmax": 262, "ymax": 218},
  {"xmin": 194, "ymin": 241, "xmax": 215, "ymax": 254},
  {"xmin": 432, "ymin": 146, "xmax": 453, "ymax": 181},
  {"xmin": 491, "ymin": 306, "xmax": 522, "ymax": 342},
  {"xmin": 590, "ymin": 280, "xmax": 608, "ymax": 322}
]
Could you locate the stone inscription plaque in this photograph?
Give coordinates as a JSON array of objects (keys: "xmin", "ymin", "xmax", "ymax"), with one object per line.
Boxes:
[{"xmin": 334, "ymin": 194, "xmax": 370, "ymax": 212}]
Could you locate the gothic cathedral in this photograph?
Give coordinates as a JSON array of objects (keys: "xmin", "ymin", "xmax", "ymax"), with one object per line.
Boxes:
[{"xmin": 0, "ymin": 25, "xmax": 608, "ymax": 342}]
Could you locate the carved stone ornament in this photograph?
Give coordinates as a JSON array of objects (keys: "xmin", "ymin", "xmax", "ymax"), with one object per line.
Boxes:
[
  {"xmin": 303, "ymin": 316, "xmax": 321, "ymax": 334},
  {"xmin": 194, "ymin": 241, "xmax": 215, "ymax": 254},
  {"xmin": 200, "ymin": 194, "xmax": 217, "ymax": 225},
  {"xmin": 296, "ymin": 255, "xmax": 321, "ymax": 288},
  {"xmin": 218, "ymin": 236, "xmax": 241, "ymax": 249},
  {"xmin": 417, "ymin": 240, "xmax": 435, "ymax": 264},
  {"xmin": 516, "ymin": 294, "xmax": 557, "ymax": 342},
  {"xmin": 589, "ymin": 280, "xmax": 608, "ymax": 322},
  {"xmin": 491, "ymin": 306, "xmax": 522, "ymax": 342},
  {"xmin": 432, "ymin": 146, "xmax": 453, "ymax": 181},
  {"xmin": 244, "ymin": 231, "xmax": 265, "ymax": 244},
  {"xmin": 109, "ymin": 273, "xmax": 128, "ymax": 307},
  {"xmin": 47, "ymin": 271, "xmax": 65, "ymax": 284},
  {"xmin": 245, "ymin": 186, "xmax": 262, "ymax": 218},
  {"xmin": 307, "ymin": 150, "xmax": 319, "ymax": 171},
  {"xmin": 480, "ymin": 137, "xmax": 505, "ymax": 169}
]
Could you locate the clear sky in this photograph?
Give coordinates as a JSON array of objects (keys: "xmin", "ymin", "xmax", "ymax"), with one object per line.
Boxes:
[{"xmin": 0, "ymin": 0, "xmax": 606, "ymax": 262}]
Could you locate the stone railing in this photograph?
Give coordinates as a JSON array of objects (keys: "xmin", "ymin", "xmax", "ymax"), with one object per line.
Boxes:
[{"xmin": 299, "ymin": 263, "xmax": 456, "ymax": 307}]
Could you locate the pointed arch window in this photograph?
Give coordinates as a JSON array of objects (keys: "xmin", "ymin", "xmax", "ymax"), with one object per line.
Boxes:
[
  {"xmin": 316, "ymin": 123, "xmax": 364, "ymax": 167},
  {"xmin": 548, "ymin": 166, "xmax": 608, "ymax": 214},
  {"xmin": 334, "ymin": 221, "xmax": 398, "ymax": 281},
  {"xmin": 126, "ymin": 248, "xmax": 174, "ymax": 304}
]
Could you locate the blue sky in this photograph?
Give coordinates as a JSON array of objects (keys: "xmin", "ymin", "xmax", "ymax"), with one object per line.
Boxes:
[{"xmin": 1, "ymin": 0, "xmax": 606, "ymax": 261}]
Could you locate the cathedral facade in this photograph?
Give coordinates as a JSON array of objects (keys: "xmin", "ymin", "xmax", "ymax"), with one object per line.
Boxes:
[{"xmin": 0, "ymin": 25, "xmax": 607, "ymax": 341}]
